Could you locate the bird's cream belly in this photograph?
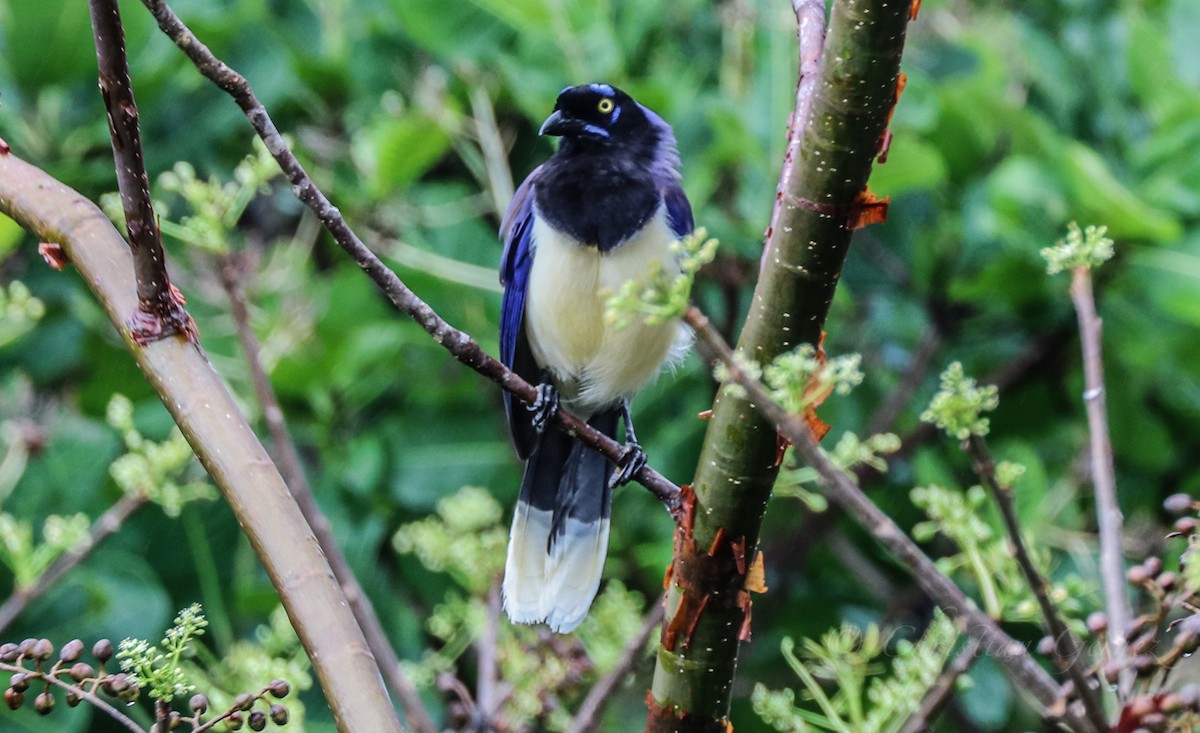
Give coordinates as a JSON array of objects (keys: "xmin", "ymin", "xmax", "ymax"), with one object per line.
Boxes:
[{"xmin": 525, "ymin": 212, "xmax": 683, "ymax": 412}]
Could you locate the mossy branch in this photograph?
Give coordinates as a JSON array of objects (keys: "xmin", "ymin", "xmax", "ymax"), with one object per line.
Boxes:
[{"xmin": 0, "ymin": 151, "xmax": 402, "ymax": 733}]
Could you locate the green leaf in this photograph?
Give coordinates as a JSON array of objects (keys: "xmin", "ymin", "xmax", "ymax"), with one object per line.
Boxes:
[
  {"xmin": 1059, "ymin": 142, "xmax": 1181, "ymax": 242},
  {"xmin": 355, "ymin": 116, "xmax": 453, "ymax": 197},
  {"xmin": 868, "ymin": 137, "xmax": 948, "ymax": 197}
]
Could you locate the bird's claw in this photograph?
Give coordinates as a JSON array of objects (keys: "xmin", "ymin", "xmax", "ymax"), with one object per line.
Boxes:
[
  {"xmin": 610, "ymin": 442, "xmax": 647, "ymax": 489},
  {"xmin": 527, "ymin": 382, "xmax": 560, "ymax": 433}
]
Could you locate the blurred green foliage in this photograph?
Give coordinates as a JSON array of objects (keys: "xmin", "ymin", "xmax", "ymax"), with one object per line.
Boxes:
[{"xmin": 1, "ymin": 0, "xmax": 1199, "ymax": 730}]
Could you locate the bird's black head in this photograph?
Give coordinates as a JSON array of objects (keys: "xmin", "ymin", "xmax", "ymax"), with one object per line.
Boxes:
[{"xmin": 539, "ymin": 83, "xmax": 659, "ymax": 154}]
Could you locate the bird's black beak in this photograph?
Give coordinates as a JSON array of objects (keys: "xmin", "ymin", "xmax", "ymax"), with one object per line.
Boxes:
[{"xmin": 539, "ymin": 109, "xmax": 574, "ymax": 137}]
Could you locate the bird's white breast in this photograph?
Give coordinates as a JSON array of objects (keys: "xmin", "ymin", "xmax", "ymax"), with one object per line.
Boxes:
[{"xmin": 525, "ymin": 207, "xmax": 688, "ymax": 413}]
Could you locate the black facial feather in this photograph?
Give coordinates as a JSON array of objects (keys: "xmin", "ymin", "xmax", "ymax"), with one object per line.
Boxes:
[{"xmin": 534, "ymin": 84, "xmax": 666, "ymax": 252}]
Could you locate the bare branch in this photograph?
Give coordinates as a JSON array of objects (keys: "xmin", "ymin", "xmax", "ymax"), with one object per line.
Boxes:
[
  {"xmin": 0, "ymin": 492, "xmax": 147, "ymax": 635},
  {"xmin": 1070, "ymin": 265, "xmax": 1130, "ymax": 697},
  {"xmin": 216, "ymin": 254, "xmax": 437, "ymax": 733},
  {"xmin": 965, "ymin": 435, "xmax": 1108, "ymax": 732},
  {"xmin": 896, "ymin": 637, "xmax": 981, "ymax": 733},
  {"xmin": 86, "ymin": 0, "xmax": 194, "ymax": 344},
  {"xmin": 683, "ymin": 305, "xmax": 1094, "ymax": 732},
  {"xmin": 566, "ymin": 600, "xmax": 665, "ymax": 733},
  {"xmin": 136, "ymin": 0, "xmax": 683, "ymax": 518}
]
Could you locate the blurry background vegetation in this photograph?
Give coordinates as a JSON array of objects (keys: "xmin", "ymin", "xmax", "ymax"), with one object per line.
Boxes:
[{"xmin": 1, "ymin": 0, "xmax": 1199, "ymax": 730}]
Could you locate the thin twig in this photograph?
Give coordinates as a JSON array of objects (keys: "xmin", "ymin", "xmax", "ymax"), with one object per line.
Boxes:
[
  {"xmin": 682, "ymin": 305, "xmax": 1094, "ymax": 733},
  {"xmin": 0, "ymin": 492, "xmax": 147, "ymax": 634},
  {"xmin": 896, "ymin": 636, "xmax": 981, "ymax": 733},
  {"xmin": 215, "ymin": 254, "xmax": 438, "ymax": 733},
  {"xmin": 474, "ymin": 578, "xmax": 503, "ymax": 729},
  {"xmin": 1070, "ymin": 265, "xmax": 1129, "ymax": 697},
  {"xmin": 87, "ymin": 0, "xmax": 193, "ymax": 344},
  {"xmin": 965, "ymin": 435, "xmax": 1108, "ymax": 732},
  {"xmin": 0, "ymin": 662, "xmax": 146, "ymax": 733},
  {"xmin": 137, "ymin": 0, "xmax": 683, "ymax": 518},
  {"xmin": 566, "ymin": 599, "xmax": 666, "ymax": 733}
]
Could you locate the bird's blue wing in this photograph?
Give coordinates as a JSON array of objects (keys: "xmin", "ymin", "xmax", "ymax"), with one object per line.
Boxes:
[
  {"xmin": 500, "ymin": 168, "xmax": 541, "ymax": 458},
  {"xmin": 662, "ymin": 181, "xmax": 694, "ymax": 239}
]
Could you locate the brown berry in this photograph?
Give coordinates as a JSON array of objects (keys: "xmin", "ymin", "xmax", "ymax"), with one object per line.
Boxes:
[
  {"xmin": 66, "ymin": 689, "xmax": 81, "ymax": 707},
  {"xmin": 1036, "ymin": 635, "xmax": 1056, "ymax": 656},
  {"xmin": 169, "ymin": 710, "xmax": 182, "ymax": 729},
  {"xmin": 92, "ymin": 639, "xmax": 113, "ymax": 664},
  {"xmin": 234, "ymin": 692, "xmax": 255, "ymax": 711},
  {"xmin": 1127, "ymin": 565, "xmax": 1150, "ymax": 584},
  {"xmin": 69, "ymin": 662, "xmax": 94, "ymax": 682},
  {"xmin": 190, "ymin": 693, "xmax": 209, "ymax": 714},
  {"xmin": 1133, "ymin": 654, "xmax": 1159, "ymax": 678},
  {"xmin": 0, "ymin": 643, "xmax": 18, "ymax": 663},
  {"xmin": 1102, "ymin": 660, "xmax": 1122, "ymax": 685},
  {"xmin": 32, "ymin": 639, "xmax": 52, "ymax": 661},
  {"xmin": 106, "ymin": 673, "xmax": 130, "ymax": 694},
  {"xmin": 18, "ymin": 638, "xmax": 37, "ymax": 657},
  {"xmin": 268, "ymin": 678, "xmax": 290, "ymax": 698},
  {"xmin": 1174, "ymin": 517, "xmax": 1197, "ymax": 534},
  {"xmin": 1086, "ymin": 611, "xmax": 1108, "ymax": 635},
  {"xmin": 1145, "ymin": 556, "xmax": 1164, "ymax": 577},
  {"xmin": 59, "ymin": 639, "xmax": 84, "ymax": 663},
  {"xmin": 269, "ymin": 703, "xmax": 289, "ymax": 725},
  {"xmin": 1180, "ymin": 683, "xmax": 1200, "ymax": 709},
  {"xmin": 4, "ymin": 688, "xmax": 23, "ymax": 711},
  {"xmin": 1159, "ymin": 571, "xmax": 1177, "ymax": 591},
  {"xmin": 1164, "ymin": 493, "xmax": 1195, "ymax": 515},
  {"xmin": 9, "ymin": 673, "xmax": 29, "ymax": 692},
  {"xmin": 34, "ymin": 691, "xmax": 53, "ymax": 715},
  {"xmin": 1128, "ymin": 694, "xmax": 1157, "ymax": 718},
  {"xmin": 248, "ymin": 710, "xmax": 267, "ymax": 731},
  {"xmin": 226, "ymin": 711, "xmax": 244, "ymax": 730},
  {"xmin": 1159, "ymin": 692, "xmax": 1185, "ymax": 713}
]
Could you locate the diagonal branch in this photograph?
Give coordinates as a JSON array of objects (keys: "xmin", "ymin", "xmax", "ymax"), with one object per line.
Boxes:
[
  {"xmin": 87, "ymin": 0, "xmax": 194, "ymax": 344},
  {"xmin": 136, "ymin": 0, "xmax": 683, "ymax": 518},
  {"xmin": 0, "ymin": 151, "xmax": 402, "ymax": 733},
  {"xmin": 216, "ymin": 254, "xmax": 438, "ymax": 733},
  {"xmin": 683, "ymin": 306, "xmax": 1096, "ymax": 732},
  {"xmin": 896, "ymin": 637, "xmax": 980, "ymax": 733},
  {"xmin": 565, "ymin": 599, "xmax": 665, "ymax": 733},
  {"xmin": 965, "ymin": 435, "xmax": 1108, "ymax": 731},
  {"xmin": 0, "ymin": 492, "xmax": 148, "ymax": 635}
]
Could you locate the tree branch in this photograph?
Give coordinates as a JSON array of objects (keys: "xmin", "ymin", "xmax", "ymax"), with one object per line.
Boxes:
[
  {"xmin": 135, "ymin": 0, "xmax": 683, "ymax": 518},
  {"xmin": 896, "ymin": 637, "xmax": 980, "ymax": 733},
  {"xmin": 683, "ymin": 305, "xmax": 1094, "ymax": 732},
  {"xmin": 965, "ymin": 435, "xmax": 1108, "ymax": 732},
  {"xmin": 0, "ymin": 492, "xmax": 147, "ymax": 635},
  {"xmin": 1070, "ymin": 265, "xmax": 1130, "ymax": 697},
  {"xmin": 86, "ymin": 0, "xmax": 193, "ymax": 344},
  {"xmin": 216, "ymin": 254, "xmax": 438, "ymax": 733},
  {"xmin": 648, "ymin": 0, "xmax": 910, "ymax": 727},
  {"xmin": 0, "ymin": 151, "xmax": 402, "ymax": 733},
  {"xmin": 565, "ymin": 599, "xmax": 664, "ymax": 733}
]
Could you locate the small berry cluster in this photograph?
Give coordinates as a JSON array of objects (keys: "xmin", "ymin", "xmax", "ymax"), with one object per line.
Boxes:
[
  {"xmin": 3, "ymin": 638, "xmax": 134, "ymax": 714},
  {"xmin": 2, "ymin": 636, "xmax": 291, "ymax": 731}
]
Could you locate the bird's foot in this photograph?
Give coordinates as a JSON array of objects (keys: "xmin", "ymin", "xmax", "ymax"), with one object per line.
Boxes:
[
  {"xmin": 610, "ymin": 442, "xmax": 647, "ymax": 489},
  {"xmin": 527, "ymin": 381, "xmax": 560, "ymax": 433}
]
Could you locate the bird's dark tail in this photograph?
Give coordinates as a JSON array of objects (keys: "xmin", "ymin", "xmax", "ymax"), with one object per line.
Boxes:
[{"xmin": 502, "ymin": 409, "xmax": 617, "ymax": 633}]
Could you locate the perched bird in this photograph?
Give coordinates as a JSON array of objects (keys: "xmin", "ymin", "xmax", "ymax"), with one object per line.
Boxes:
[{"xmin": 498, "ymin": 83, "xmax": 693, "ymax": 632}]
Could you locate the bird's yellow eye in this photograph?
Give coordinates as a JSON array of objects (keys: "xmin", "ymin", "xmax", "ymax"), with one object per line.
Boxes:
[{"xmin": 597, "ymin": 98, "xmax": 615, "ymax": 114}]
